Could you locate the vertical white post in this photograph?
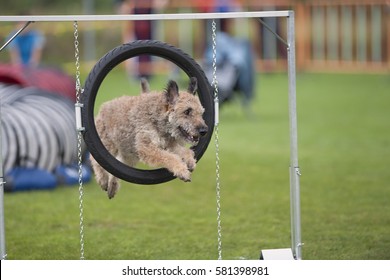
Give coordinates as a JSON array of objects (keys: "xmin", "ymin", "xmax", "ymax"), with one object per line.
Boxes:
[
  {"xmin": 287, "ymin": 11, "xmax": 302, "ymax": 260},
  {"xmin": 0, "ymin": 106, "xmax": 6, "ymax": 260}
]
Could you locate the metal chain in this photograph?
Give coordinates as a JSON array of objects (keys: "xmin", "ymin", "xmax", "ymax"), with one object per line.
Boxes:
[
  {"xmin": 73, "ymin": 21, "xmax": 85, "ymax": 260},
  {"xmin": 211, "ymin": 19, "xmax": 222, "ymax": 261}
]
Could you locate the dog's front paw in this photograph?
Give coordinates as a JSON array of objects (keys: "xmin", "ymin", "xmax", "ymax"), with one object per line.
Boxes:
[
  {"xmin": 173, "ymin": 165, "xmax": 192, "ymax": 182},
  {"xmin": 184, "ymin": 157, "xmax": 197, "ymax": 172}
]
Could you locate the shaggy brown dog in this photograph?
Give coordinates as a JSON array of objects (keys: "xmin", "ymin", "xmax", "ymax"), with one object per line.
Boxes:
[{"xmin": 91, "ymin": 77, "xmax": 208, "ymax": 198}]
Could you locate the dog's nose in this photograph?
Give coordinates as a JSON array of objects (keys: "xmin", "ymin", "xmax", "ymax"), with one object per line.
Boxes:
[{"xmin": 198, "ymin": 126, "xmax": 208, "ymax": 137}]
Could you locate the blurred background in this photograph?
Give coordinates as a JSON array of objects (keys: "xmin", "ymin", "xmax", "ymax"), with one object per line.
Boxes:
[{"xmin": 1, "ymin": 0, "xmax": 389, "ymax": 73}]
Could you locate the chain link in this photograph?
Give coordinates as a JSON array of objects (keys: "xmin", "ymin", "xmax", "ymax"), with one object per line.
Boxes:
[
  {"xmin": 74, "ymin": 22, "xmax": 82, "ymax": 101},
  {"xmin": 211, "ymin": 19, "xmax": 222, "ymax": 261},
  {"xmin": 73, "ymin": 21, "xmax": 85, "ymax": 260}
]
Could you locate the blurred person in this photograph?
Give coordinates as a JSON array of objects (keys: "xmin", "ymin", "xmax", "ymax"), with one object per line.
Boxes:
[
  {"xmin": 6, "ymin": 20, "xmax": 45, "ymax": 67},
  {"xmin": 203, "ymin": 0, "xmax": 256, "ymax": 112},
  {"xmin": 204, "ymin": 31, "xmax": 255, "ymax": 108},
  {"xmin": 115, "ymin": 0, "xmax": 168, "ymax": 80}
]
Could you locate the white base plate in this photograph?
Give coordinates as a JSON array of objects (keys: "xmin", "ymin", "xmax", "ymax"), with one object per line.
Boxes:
[{"xmin": 260, "ymin": 248, "xmax": 295, "ymax": 260}]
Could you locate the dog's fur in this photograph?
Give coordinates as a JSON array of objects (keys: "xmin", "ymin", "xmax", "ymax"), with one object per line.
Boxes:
[{"xmin": 90, "ymin": 77, "xmax": 208, "ymax": 199}]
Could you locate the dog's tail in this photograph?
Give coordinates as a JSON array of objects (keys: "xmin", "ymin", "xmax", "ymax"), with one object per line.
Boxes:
[{"xmin": 140, "ymin": 78, "xmax": 150, "ymax": 94}]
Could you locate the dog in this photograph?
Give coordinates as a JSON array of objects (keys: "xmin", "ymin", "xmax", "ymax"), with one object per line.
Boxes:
[{"xmin": 90, "ymin": 77, "xmax": 208, "ymax": 199}]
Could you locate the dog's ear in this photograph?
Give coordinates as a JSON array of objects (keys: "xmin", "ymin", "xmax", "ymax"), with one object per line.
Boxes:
[
  {"xmin": 188, "ymin": 77, "xmax": 198, "ymax": 95},
  {"xmin": 165, "ymin": 80, "xmax": 179, "ymax": 105},
  {"xmin": 140, "ymin": 78, "xmax": 150, "ymax": 94}
]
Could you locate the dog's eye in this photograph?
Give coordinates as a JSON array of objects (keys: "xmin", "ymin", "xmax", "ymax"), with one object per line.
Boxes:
[{"xmin": 184, "ymin": 108, "xmax": 192, "ymax": 116}]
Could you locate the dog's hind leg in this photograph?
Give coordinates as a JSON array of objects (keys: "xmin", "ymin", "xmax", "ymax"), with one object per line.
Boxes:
[
  {"xmin": 90, "ymin": 155, "xmax": 120, "ymax": 199},
  {"xmin": 90, "ymin": 155, "xmax": 109, "ymax": 191},
  {"xmin": 107, "ymin": 175, "xmax": 120, "ymax": 199}
]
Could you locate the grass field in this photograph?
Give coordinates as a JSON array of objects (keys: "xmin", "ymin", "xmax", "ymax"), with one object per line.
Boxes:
[{"xmin": 3, "ymin": 70, "xmax": 390, "ymax": 260}]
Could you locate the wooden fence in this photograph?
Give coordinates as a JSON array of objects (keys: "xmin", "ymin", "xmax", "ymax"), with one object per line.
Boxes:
[
  {"xmin": 293, "ymin": 0, "xmax": 390, "ymax": 72},
  {"xmin": 168, "ymin": 0, "xmax": 390, "ymax": 73}
]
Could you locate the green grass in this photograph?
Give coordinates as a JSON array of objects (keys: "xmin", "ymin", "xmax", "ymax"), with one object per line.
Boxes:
[{"xmin": 3, "ymin": 71, "xmax": 390, "ymax": 260}]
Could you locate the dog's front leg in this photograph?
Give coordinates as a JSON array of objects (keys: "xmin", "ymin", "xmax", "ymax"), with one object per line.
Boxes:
[
  {"xmin": 169, "ymin": 145, "xmax": 197, "ymax": 172},
  {"xmin": 137, "ymin": 141, "xmax": 192, "ymax": 182}
]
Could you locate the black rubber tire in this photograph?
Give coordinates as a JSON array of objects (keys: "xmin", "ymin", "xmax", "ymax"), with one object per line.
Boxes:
[{"xmin": 82, "ymin": 40, "xmax": 214, "ymax": 184}]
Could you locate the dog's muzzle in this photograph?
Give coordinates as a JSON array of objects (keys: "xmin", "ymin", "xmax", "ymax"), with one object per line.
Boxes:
[
  {"xmin": 198, "ymin": 125, "xmax": 208, "ymax": 137},
  {"xmin": 179, "ymin": 125, "xmax": 208, "ymax": 144}
]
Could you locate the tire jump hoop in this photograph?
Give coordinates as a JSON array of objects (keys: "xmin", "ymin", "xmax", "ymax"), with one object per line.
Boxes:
[{"xmin": 81, "ymin": 40, "xmax": 215, "ymax": 185}]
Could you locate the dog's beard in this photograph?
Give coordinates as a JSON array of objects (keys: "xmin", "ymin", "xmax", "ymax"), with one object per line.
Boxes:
[{"xmin": 178, "ymin": 126, "xmax": 200, "ymax": 145}]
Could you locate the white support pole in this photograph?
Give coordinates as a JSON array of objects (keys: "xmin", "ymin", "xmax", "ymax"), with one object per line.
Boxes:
[
  {"xmin": 286, "ymin": 11, "xmax": 303, "ymax": 260},
  {"xmin": 0, "ymin": 106, "xmax": 6, "ymax": 260}
]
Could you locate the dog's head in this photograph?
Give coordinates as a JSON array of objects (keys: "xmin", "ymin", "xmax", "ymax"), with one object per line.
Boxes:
[{"xmin": 164, "ymin": 77, "xmax": 208, "ymax": 145}]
